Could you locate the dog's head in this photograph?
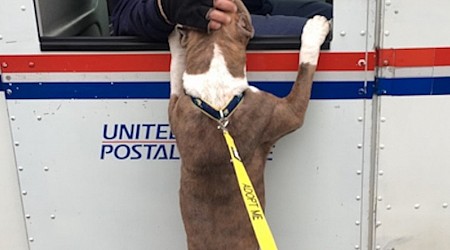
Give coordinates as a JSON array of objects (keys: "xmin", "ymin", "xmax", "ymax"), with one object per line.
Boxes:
[{"xmin": 168, "ymin": 0, "xmax": 253, "ymax": 76}]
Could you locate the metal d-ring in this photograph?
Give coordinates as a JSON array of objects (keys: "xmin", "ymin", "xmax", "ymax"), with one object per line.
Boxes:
[{"xmin": 217, "ymin": 110, "xmax": 229, "ymax": 130}]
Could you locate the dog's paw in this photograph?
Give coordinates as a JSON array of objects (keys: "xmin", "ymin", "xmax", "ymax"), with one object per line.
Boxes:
[
  {"xmin": 300, "ymin": 15, "xmax": 330, "ymax": 65},
  {"xmin": 302, "ymin": 16, "xmax": 330, "ymax": 48}
]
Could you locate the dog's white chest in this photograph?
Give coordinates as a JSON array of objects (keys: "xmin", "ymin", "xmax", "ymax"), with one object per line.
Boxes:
[{"xmin": 183, "ymin": 44, "xmax": 249, "ymax": 110}]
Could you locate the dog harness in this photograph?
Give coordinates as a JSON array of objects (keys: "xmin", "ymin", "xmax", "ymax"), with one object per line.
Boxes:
[
  {"xmin": 190, "ymin": 93, "xmax": 244, "ymax": 125},
  {"xmin": 189, "ymin": 93, "xmax": 278, "ymax": 250}
]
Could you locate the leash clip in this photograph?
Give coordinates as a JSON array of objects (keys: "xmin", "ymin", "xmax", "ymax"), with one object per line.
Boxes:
[{"xmin": 217, "ymin": 110, "xmax": 229, "ymax": 130}]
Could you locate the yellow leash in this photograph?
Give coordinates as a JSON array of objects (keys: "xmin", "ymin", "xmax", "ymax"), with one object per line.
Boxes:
[{"xmin": 222, "ymin": 129, "xmax": 278, "ymax": 250}]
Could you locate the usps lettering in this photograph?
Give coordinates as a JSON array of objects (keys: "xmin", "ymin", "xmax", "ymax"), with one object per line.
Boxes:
[{"xmin": 100, "ymin": 123, "xmax": 180, "ymax": 160}]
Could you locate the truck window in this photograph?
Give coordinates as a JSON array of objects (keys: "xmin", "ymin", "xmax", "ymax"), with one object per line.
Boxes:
[{"xmin": 34, "ymin": 0, "xmax": 332, "ymax": 51}]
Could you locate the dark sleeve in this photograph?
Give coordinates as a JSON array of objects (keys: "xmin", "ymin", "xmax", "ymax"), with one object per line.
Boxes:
[
  {"xmin": 110, "ymin": 0, "xmax": 174, "ymax": 42},
  {"xmin": 243, "ymin": 0, "xmax": 273, "ymax": 15}
]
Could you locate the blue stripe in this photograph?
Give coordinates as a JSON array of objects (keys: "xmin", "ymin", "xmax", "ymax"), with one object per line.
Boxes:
[
  {"xmin": 0, "ymin": 80, "xmax": 373, "ymax": 100},
  {"xmin": 255, "ymin": 81, "xmax": 373, "ymax": 99},
  {"xmin": 1, "ymin": 82, "xmax": 171, "ymax": 100},
  {"xmin": 377, "ymin": 77, "xmax": 450, "ymax": 96},
  {"xmin": 2, "ymin": 76, "xmax": 450, "ymax": 99}
]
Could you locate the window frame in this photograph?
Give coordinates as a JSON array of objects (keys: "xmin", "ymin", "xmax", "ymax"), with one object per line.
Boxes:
[{"xmin": 39, "ymin": 36, "xmax": 330, "ymax": 51}]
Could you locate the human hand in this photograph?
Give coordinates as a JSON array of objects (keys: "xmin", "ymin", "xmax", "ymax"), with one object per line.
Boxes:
[
  {"xmin": 208, "ymin": 0, "xmax": 237, "ymax": 30},
  {"xmin": 157, "ymin": 0, "xmax": 237, "ymax": 32}
]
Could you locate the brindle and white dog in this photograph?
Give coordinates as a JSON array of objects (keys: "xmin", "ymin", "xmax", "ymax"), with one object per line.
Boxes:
[{"xmin": 168, "ymin": 1, "xmax": 330, "ymax": 248}]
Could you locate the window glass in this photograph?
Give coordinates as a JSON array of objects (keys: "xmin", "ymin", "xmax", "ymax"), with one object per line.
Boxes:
[{"xmin": 34, "ymin": 0, "xmax": 110, "ymax": 37}]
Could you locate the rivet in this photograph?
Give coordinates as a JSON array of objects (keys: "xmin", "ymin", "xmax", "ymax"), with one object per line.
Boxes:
[
  {"xmin": 394, "ymin": 10, "xmax": 399, "ymax": 14},
  {"xmin": 356, "ymin": 196, "xmax": 361, "ymax": 201},
  {"xmin": 355, "ymin": 220, "xmax": 360, "ymax": 226},
  {"xmin": 22, "ymin": 190, "xmax": 27, "ymax": 195},
  {"xmin": 358, "ymin": 59, "xmax": 367, "ymax": 67},
  {"xmin": 376, "ymin": 245, "xmax": 381, "ymax": 250},
  {"xmin": 18, "ymin": 166, "xmax": 24, "ymax": 171},
  {"xmin": 14, "ymin": 141, "xmax": 20, "ymax": 147},
  {"xmin": 10, "ymin": 116, "xmax": 16, "ymax": 121},
  {"xmin": 20, "ymin": 5, "xmax": 26, "ymax": 11},
  {"xmin": 340, "ymin": 31, "xmax": 346, "ymax": 37},
  {"xmin": 50, "ymin": 214, "xmax": 56, "ymax": 219},
  {"xmin": 6, "ymin": 89, "xmax": 13, "ymax": 95},
  {"xmin": 1, "ymin": 62, "xmax": 7, "ymax": 68},
  {"xmin": 29, "ymin": 237, "xmax": 34, "ymax": 242},
  {"xmin": 380, "ymin": 144, "xmax": 385, "ymax": 150},
  {"xmin": 37, "ymin": 116, "xmax": 42, "ymax": 121},
  {"xmin": 25, "ymin": 214, "xmax": 31, "ymax": 219},
  {"xmin": 379, "ymin": 170, "xmax": 384, "ymax": 176},
  {"xmin": 360, "ymin": 30, "xmax": 366, "ymax": 36},
  {"xmin": 378, "ymin": 196, "xmax": 383, "ymax": 201},
  {"xmin": 386, "ymin": 204, "xmax": 392, "ymax": 210},
  {"xmin": 357, "ymin": 117, "xmax": 363, "ymax": 122},
  {"xmin": 358, "ymin": 88, "xmax": 367, "ymax": 95},
  {"xmin": 44, "ymin": 166, "xmax": 49, "ymax": 171},
  {"xmin": 414, "ymin": 204, "xmax": 421, "ymax": 209},
  {"xmin": 443, "ymin": 203, "xmax": 448, "ymax": 208},
  {"xmin": 376, "ymin": 221, "xmax": 382, "ymax": 227},
  {"xmin": 28, "ymin": 61, "xmax": 35, "ymax": 67},
  {"xmin": 386, "ymin": 0, "xmax": 391, "ymax": 6},
  {"xmin": 380, "ymin": 117, "xmax": 386, "ymax": 122},
  {"xmin": 356, "ymin": 170, "xmax": 362, "ymax": 175},
  {"xmin": 0, "ymin": 35, "xmax": 3, "ymax": 40},
  {"xmin": 384, "ymin": 30, "xmax": 390, "ymax": 36},
  {"xmin": 357, "ymin": 144, "xmax": 363, "ymax": 149},
  {"xmin": 355, "ymin": 245, "xmax": 360, "ymax": 249},
  {"xmin": 383, "ymin": 60, "xmax": 389, "ymax": 66}
]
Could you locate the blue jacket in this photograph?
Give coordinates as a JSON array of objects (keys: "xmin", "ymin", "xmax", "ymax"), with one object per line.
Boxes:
[
  {"xmin": 110, "ymin": 0, "xmax": 173, "ymax": 42},
  {"xmin": 244, "ymin": 0, "xmax": 273, "ymax": 15},
  {"xmin": 110, "ymin": 0, "xmax": 273, "ymax": 41}
]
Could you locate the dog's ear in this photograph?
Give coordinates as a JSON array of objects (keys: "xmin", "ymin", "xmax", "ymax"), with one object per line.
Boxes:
[
  {"xmin": 169, "ymin": 25, "xmax": 189, "ymax": 49},
  {"xmin": 236, "ymin": 2, "xmax": 254, "ymax": 40},
  {"xmin": 238, "ymin": 13, "xmax": 254, "ymax": 39},
  {"xmin": 178, "ymin": 27, "xmax": 189, "ymax": 48}
]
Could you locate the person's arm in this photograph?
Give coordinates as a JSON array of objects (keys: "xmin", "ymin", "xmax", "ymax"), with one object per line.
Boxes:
[
  {"xmin": 111, "ymin": 0, "xmax": 238, "ymax": 42},
  {"xmin": 111, "ymin": 0, "xmax": 173, "ymax": 42}
]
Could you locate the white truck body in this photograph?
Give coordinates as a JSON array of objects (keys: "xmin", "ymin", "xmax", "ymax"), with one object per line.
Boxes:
[{"xmin": 1, "ymin": 0, "xmax": 449, "ymax": 249}]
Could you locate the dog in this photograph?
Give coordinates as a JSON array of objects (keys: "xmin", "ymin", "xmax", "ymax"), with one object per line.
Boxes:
[{"xmin": 167, "ymin": 1, "xmax": 330, "ymax": 248}]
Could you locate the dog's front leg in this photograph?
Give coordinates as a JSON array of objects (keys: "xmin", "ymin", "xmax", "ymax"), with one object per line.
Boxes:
[
  {"xmin": 269, "ymin": 16, "xmax": 330, "ymax": 139},
  {"xmin": 168, "ymin": 28, "xmax": 187, "ymax": 126},
  {"xmin": 168, "ymin": 27, "xmax": 187, "ymax": 98}
]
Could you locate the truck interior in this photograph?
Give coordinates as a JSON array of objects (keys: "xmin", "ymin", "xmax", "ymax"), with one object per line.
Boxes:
[{"xmin": 33, "ymin": 0, "xmax": 332, "ymax": 51}]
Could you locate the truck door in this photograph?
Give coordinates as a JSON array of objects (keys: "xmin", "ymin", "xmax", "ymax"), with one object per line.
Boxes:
[
  {"xmin": 373, "ymin": 0, "xmax": 450, "ymax": 249},
  {"xmin": 0, "ymin": 0, "xmax": 382, "ymax": 249}
]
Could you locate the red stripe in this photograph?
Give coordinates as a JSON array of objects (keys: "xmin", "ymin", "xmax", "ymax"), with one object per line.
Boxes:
[
  {"xmin": 247, "ymin": 52, "xmax": 375, "ymax": 71},
  {"xmin": 3, "ymin": 47, "xmax": 450, "ymax": 73},
  {"xmin": 1, "ymin": 52, "xmax": 373, "ymax": 73},
  {"xmin": 435, "ymin": 48, "xmax": 450, "ymax": 66},
  {"xmin": 378, "ymin": 47, "xmax": 450, "ymax": 67},
  {"xmin": 0, "ymin": 54, "xmax": 171, "ymax": 73}
]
